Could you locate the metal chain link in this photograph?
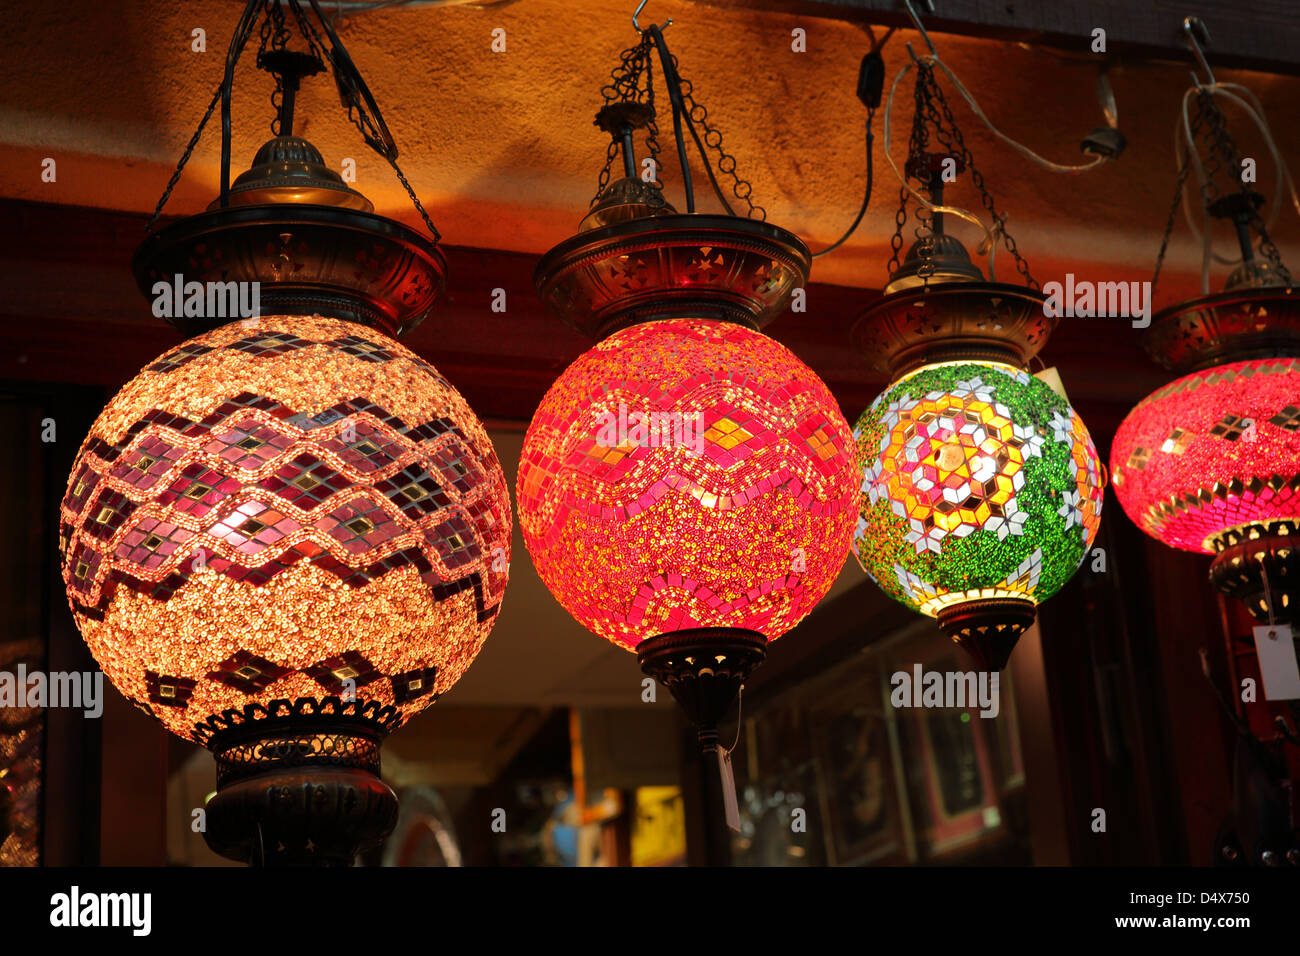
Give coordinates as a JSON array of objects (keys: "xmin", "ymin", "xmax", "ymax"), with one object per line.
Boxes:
[
  {"xmin": 1196, "ymin": 88, "xmax": 1288, "ymax": 277},
  {"xmin": 1153, "ymin": 89, "xmax": 1291, "ymax": 290},
  {"xmin": 145, "ymin": 81, "xmax": 226, "ymax": 234},
  {"xmin": 921, "ymin": 63, "xmax": 1036, "ymax": 288},
  {"xmin": 888, "ymin": 62, "xmax": 1036, "ymax": 287},
  {"xmin": 888, "ymin": 74, "xmax": 931, "ymax": 278},
  {"xmin": 644, "ymin": 53, "xmax": 663, "ymax": 196},
  {"xmin": 590, "ymin": 28, "xmax": 762, "ymax": 219},
  {"xmin": 1152, "ymin": 107, "xmax": 1204, "ymax": 293},
  {"xmin": 259, "ymin": 0, "xmax": 295, "ymax": 136},
  {"xmin": 671, "ymin": 59, "xmax": 765, "ymax": 220},
  {"xmin": 593, "ymin": 34, "xmax": 657, "ymax": 205},
  {"xmin": 887, "ymin": 181, "xmax": 909, "ymax": 277}
]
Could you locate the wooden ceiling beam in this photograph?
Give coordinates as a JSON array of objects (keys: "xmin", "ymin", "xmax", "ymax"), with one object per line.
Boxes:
[{"xmin": 695, "ymin": 0, "xmax": 1300, "ymax": 78}]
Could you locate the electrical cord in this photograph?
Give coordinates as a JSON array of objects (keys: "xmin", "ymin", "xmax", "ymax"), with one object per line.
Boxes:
[
  {"xmin": 1174, "ymin": 81, "xmax": 1300, "ymax": 293},
  {"xmin": 877, "ymin": 37, "xmax": 1117, "ymax": 274},
  {"xmin": 811, "ymin": 48, "xmax": 884, "ymax": 258},
  {"xmin": 811, "ymin": 113, "xmax": 875, "ymax": 257}
]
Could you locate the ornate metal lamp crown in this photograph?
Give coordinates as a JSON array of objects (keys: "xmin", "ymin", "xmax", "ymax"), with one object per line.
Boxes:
[
  {"xmin": 133, "ymin": 0, "xmax": 445, "ymax": 340},
  {"xmin": 534, "ymin": 13, "xmax": 810, "ymax": 343}
]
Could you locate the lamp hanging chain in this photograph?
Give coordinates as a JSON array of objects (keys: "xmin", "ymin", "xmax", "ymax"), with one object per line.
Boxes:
[
  {"xmin": 593, "ymin": 33, "xmax": 660, "ymax": 206},
  {"xmin": 1196, "ymin": 89, "xmax": 1289, "ymax": 278},
  {"xmin": 888, "ymin": 64, "xmax": 934, "ymax": 281},
  {"xmin": 922, "ymin": 62, "xmax": 1036, "ymax": 288},
  {"xmin": 146, "ymin": 0, "xmax": 261, "ymax": 234},
  {"xmin": 663, "ymin": 48, "xmax": 764, "ymax": 220},
  {"xmin": 287, "ymin": 0, "xmax": 441, "ymax": 240},
  {"xmin": 1152, "ymin": 106, "xmax": 1204, "ymax": 294},
  {"xmin": 260, "ymin": 1, "xmax": 294, "ymax": 136},
  {"xmin": 146, "ymin": 0, "xmax": 440, "ymax": 241},
  {"xmin": 644, "ymin": 52, "xmax": 663, "ymax": 196},
  {"xmin": 145, "ymin": 83, "xmax": 226, "ymax": 235},
  {"xmin": 591, "ymin": 24, "xmax": 765, "ymax": 219},
  {"xmin": 1152, "ymin": 89, "xmax": 1291, "ymax": 293},
  {"xmin": 887, "ymin": 61, "xmax": 1035, "ymax": 287}
]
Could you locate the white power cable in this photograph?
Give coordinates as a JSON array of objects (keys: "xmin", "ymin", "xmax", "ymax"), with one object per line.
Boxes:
[
  {"xmin": 881, "ymin": 55, "xmax": 993, "ymax": 257},
  {"xmin": 926, "ymin": 55, "xmax": 1109, "ymax": 176},
  {"xmin": 881, "ymin": 45, "xmax": 1113, "ymax": 281},
  {"xmin": 1175, "ymin": 80, "xmax": 1300, "ymax": 294}
]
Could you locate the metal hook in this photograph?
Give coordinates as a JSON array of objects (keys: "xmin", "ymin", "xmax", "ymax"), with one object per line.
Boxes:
[
  {"xmin": 633, "ymin": 0, "xmax": 671, "ymax": 34},
  {"xmin": 901, "ymin": 0, "xmax": 938, "ymax": 58},
  {"xmin": 1183, "ymin": 16, "xmax": 1216, "ymax": 87}
]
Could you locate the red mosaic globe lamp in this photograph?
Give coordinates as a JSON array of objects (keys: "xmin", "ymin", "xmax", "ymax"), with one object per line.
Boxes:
[
  {"xmin": 519, "ymin": 22, "xmax": 858, "ymax": 752},
  {"xmin": 58, "ymin": 2, "xmax": 511, "ymax": 866},
  {"xmin": 1111, "ymin": 200, "xmax": 1300, "ymax": 623},
  {"xmin": 1110, "ymin": 43, "xmax": 1300, "ymax": 626},
  {"xmin": 519, "ymin": 320, "xmax": 858, "ymax": 669}
]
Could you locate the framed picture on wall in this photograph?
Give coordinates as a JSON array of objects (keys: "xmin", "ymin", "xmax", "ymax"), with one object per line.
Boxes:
[
  {"xmin": 808, "ymin": 655, "xmax": 913, "ymax": 866},
  {"xmin": 889, "ymin": 633, "xmax": 1005, "ymax": 860}
]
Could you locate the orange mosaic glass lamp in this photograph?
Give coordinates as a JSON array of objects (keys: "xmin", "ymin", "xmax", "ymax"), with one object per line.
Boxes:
[
  {"xmin": 60, "ymin": 316, "xmax": 511, "ymax": 860},
  {"xmin": 63, "ymin": 1, "xmax": 497, "ymax": 865}
]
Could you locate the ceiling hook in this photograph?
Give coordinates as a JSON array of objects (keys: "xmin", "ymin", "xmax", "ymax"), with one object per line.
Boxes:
[
  {"xmin": 1183, "ymin": 16, "xmax": 1216, "ymax": 87},
  {"xmin": 902, "ymin": 0, "xmax": 939, "ymax": 58},
  {"xmin": 633, "ymin": 0, "xmax": 671, "ymax": 34}
]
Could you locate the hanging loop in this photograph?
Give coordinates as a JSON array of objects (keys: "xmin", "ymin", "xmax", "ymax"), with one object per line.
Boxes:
[
  {"xmin": 1183, "ymin": 16, "xmax": 1216, "ymax": 88},
  {"xmin": 902, "ymin": 0, "xmax": 939, "ymax": 58},
  {"xmin": 633, "ymin": 0, "xmax": 671, "ymax": 34}
]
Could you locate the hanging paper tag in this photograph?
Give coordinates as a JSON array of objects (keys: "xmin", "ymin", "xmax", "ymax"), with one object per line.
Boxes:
[
  {"xmin": 1034, "ymin": 366, "xmax": 1069, "ymax": 401},
  {"xmin": 716, "ymin": 748, "xmax": 741, "ymax": 832},
  {"xmin": 1252, "ymin": 624, "xmax": 1300, "ymax": 700}
]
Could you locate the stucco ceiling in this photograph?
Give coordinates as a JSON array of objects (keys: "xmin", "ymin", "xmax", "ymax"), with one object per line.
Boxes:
[{"xmin": 2, "ymin": 0, "xmax": 1298, "ymax": 298}]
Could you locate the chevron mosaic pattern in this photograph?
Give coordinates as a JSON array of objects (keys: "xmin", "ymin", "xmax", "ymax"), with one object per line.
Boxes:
[{"xmin": 59, "ymin": 315, "xmax": 511, "ymax": 742}]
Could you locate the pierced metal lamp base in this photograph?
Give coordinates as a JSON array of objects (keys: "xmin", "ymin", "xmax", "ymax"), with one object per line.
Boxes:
[
  {"xmin": 636, "ymin": 627, "xmax": 767, "ymax": 749},
  {"xmin": 133, "ymin": 204, "xmax": 446, "ymax": 339},
  {"xmin": 534, "ymin": 214, "xmax": 810, "ymax": 340},
  {"xmin": 202, "ymin": 717, "xmax": 398, "ymax": 866},
  {"xmin": 1209, "ymin": 521, "xmax": 1300, "ymax": 625},
  {"xmin": 1140, "ymin": 287, "xmax": 1300, "ymax": 374},
  {"xmin": 852, "ymin": 282, "xmax": 1051, "ymax": 380},
  {"xmin": 937, "ymin": 597, "xmax": 1036, "ymax": 671}
]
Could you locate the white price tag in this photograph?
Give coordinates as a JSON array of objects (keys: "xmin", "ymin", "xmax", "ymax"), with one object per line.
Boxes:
[
  {"xmin": 1033, "ymin": 366, "xmax": 1069, "ymax": 401},
  {"xmin": 716, "ymin": 748, "xmax": 741, "ymax": 832},
  {"xmin": 1252, "ymin": 624, "xmax": 1300, "ymax": 700}
]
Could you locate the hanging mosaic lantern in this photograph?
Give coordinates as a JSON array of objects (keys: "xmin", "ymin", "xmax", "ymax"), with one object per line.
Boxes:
[
  {"xmin": 519, "ymin": 318, "xmax": 858, "ymax": 650},
  {"xmin": 519, "ymin": 17, "xmax": 857, "ymax": 775},
  {"xmin": 1113, "ymin": 48, "xmax": 1300, "ymax": 626},
  {"xmin": 61, "ymin": 0, "xmax": 504, "ymax": 865},
  {"xmin": 849, "ymin": 55, "xmax": 1106, "ymax": 669},
  {"xmin": 1114, "ymin": 332, "xmax": 1300, "ymax": 623},
  {"xmin": 60, "ymin": 316, "xmax": 511, "ymax": 862},
  {"xmin": 853, "ymin": 362, "xmax": 1103, "ymax": 667}
]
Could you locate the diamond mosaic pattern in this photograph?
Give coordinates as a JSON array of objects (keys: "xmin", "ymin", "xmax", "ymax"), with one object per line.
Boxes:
[
  {"xmin": 517, "ymin": 319, "xmax": 858, "ymax": 651},
  {"xmin": 59, "ymin": 315, "xmax": 512, "ymax": 742},
  {"xmin": 1111, "ymin": 357, "xmax": 1300, "ymax": 553}
]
